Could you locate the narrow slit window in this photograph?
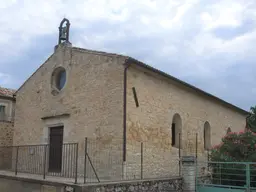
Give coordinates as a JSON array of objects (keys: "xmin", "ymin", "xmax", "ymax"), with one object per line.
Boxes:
[
  {"xmin": 171, "ymin": 113, "xmax": 182, "ymax": 148},
  {"xmin": 171, "ymin": 123, "xmax": 175, "ymax": 146},
  {"xmin": 132, "ymin": 87, "xmax": 139, "ymax": 107}
]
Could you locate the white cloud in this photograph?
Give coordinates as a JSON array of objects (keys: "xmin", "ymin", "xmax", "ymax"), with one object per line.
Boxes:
[
  {"xmin": 200, "ymin": 1, "xmax": 245, "ymax": 31},
  {"xmin": 0, "ymin": 0, "xmax": 256, "ymax": 109}
]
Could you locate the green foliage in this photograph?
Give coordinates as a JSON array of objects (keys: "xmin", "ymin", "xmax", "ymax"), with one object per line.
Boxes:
[
  {"xmin": 209, "ymin": 105, "xmax": 256, "ymax": 186},
  {"xmin": 247, "ymin": 106, "xmax": 256, "ymax": 132},
  {"xmin": 210, "ymin": 105, "xmax": 256, "ymax": 162},
  {"xmin": 210, "ymin": 130, "xmax": 256, "ymax": 162}
]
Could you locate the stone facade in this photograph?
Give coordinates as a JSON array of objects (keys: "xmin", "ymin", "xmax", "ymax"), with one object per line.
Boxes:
[
  {"xmin": 0, "ymin": 91, "xmax": 16, "ymax": 171},
  {"xmin": 126, "ymin": 65, "xmax": 246, "ymax": 149},
  {"xmin": 125, "ymin": 64, "xmax": 247, "ymax": 178},
  {"xmin": 0, "ymin": 121, "xmax": 14, "ymax": 171},
  {"xmin": 14, "ymin": 45, "xmax": 125, "ymax": 144},
  {"xmin": 13, "ymin": 44, "xmax": 125, "ymax": 179},
  {"xmin": 0, "ymin": 121, "xmax": 14, "ymax": 147},
  {"xmin": 12, "ymin": 43, "xmax": 247, "ymax": 180}
]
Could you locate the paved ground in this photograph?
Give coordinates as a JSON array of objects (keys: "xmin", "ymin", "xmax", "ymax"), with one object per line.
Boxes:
[
  {"xmin": 0, "ymin": 170, "xmax": 137, "ymax": 185},
  {"xmin": 0, "ymin": 169, "xmax": 181, "ymax": 186},
  {"xmin": 0, "ymin": 170, "xmax": 92, "ymax": 184}
]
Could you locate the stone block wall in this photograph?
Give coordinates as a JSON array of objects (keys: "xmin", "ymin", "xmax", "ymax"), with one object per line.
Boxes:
[
  {"xmin": 13, "ymin": 45, "xmax": 126, "ymax": 180},
  {"xmin": 13, "ymin": 45, "xmax": 125, "ymax": 146},
  {"xmin": 126, "ymin": 141, "xmax": 180, "ymax": 180},
  {"xmin": 125, "ymin": 64, "xmax": 247, "ymax": 179},
  {"xmin": 0, "ymin": 121, "xmax": 14, "ymax": 146},
  {"xmin": 0, "ymin": 121, "xmax": 14, "ymax": 170},
  {"xmin": 82, "ymin": 177, "xmax": 182, "ymax": 192},
  {"xmin": 83, "ymin": 138, "xmax": 123, "ymax": 181}
]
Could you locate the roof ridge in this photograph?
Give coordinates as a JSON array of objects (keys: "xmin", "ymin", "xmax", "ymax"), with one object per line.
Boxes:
[
  {"xmin": 72, "ymin": 46, "xmax": 128, "ymax": 58},
  {"xmin": 13, "ymin": 44, "xmax": 249, "ymax": 115},
  {"xmin": 127, "ymin": 57, "xmax": 249, "ymax": 115}
]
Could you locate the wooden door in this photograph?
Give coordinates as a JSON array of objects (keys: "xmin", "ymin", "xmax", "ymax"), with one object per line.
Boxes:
[{"xmin": 48, "ymin": 126, "xmax": 63, "ymax": 172}]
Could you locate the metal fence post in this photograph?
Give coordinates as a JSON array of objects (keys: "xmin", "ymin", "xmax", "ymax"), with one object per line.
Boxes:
[
  {"xmin": 207, "ymin": 150, "xmax": 210, "ymax": 171},
  {"xmin": 84, "ymin": 137, "xmax": 88, "ymax": 184},
  {"xmin": 43, "ymin": 145, "xmax": 47, "ymax": 179},
  {"xmin": 15, "ymin": 146, "xmax": 19, "ymax": 175},
  {"xmin": 75, "ymin": 143, "xmax": 79, "ymax": 184},
  {"xmin": 195, "ymin": 133, "xmax": 198, "ymax": 159},
  {"xmin": 179, "ymin": 133, "xmax": 181, "ymax": 176},
  {"xmin": 220, "ymin": 164, "xmax": 222, "ymax": 184},
  {"xmin": 141, "ymin": 142, "xmax": 143, "ymax": 179},
  {"xmin": 246, "ymin": 163, "xmax": 250, "ymax": 189}
]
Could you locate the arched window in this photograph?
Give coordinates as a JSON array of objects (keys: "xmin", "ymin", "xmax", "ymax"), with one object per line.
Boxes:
[
  {"xmin": 204, "ymin": 121, "xmax": 211, "ymax": 150},
  {"xmin": 171, "ymin": 113, "xmax": 182, "ymax": 148}
]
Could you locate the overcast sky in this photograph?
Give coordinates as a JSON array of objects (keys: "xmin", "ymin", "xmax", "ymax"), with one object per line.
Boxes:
[{"xmin": 0, "ymin": 0, "xmax": 255, "ymax": 110}]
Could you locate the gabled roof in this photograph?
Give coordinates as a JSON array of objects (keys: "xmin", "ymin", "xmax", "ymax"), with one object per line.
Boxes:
[
  {"xmin": 14, "ymin": 52, "xmax": 55, "ymax": 95},
  {"xmin": 125, "ymin": 57, "xmax": 249, "ymax": 115},
  {"xmin": 15, "ymin": 45, "xmax": 249, "ymax": 115}
]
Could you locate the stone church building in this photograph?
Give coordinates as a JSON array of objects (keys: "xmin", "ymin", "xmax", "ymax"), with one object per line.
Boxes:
[{"xmin": 11, "ymin": 18, "xmax": 248, "ymax": 179}]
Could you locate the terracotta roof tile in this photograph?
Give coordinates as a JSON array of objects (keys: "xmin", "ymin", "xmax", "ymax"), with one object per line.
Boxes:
[{"xmin": 0, "ymin": 87, "xmax": 16, "ymax": 98}]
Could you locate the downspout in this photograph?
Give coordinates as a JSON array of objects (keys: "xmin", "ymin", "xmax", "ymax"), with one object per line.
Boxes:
[{"xmin": 123, "ymin": 58, "xmax": 131, "ymax": 162}]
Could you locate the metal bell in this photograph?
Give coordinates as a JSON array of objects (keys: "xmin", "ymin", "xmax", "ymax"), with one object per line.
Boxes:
[{"xmin": 60, "ymin": 26, "xmax": 67, "ymax": 40}]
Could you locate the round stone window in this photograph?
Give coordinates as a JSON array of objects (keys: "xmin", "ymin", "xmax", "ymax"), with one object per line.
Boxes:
[{"xmin": 51, "ymin": 67, "xmax": 67, "ymax": 95}]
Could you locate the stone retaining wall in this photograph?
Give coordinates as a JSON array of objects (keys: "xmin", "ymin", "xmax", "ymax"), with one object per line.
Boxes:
[
  {"xmin": 82, "ymin": 177, "xmax": 182, "ymax": 192},
  {"xmin": 0, "ymin": 172, "xmax": 182, "ymax": 192}
]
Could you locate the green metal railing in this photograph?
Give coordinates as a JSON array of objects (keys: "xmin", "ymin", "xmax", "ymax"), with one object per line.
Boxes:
[{"xmin": 196, "ymin": 161, "xmax": 256, "ymax": 191}]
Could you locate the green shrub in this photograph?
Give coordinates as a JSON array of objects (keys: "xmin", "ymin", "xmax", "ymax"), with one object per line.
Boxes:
[{"xmin": 209, "ymin": 106, "xmax": 256, "ymax": 186}]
